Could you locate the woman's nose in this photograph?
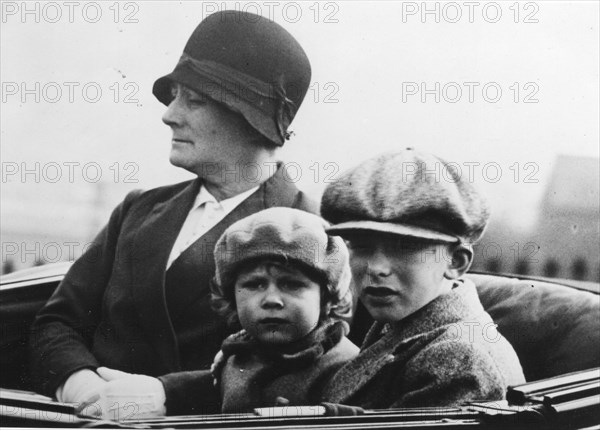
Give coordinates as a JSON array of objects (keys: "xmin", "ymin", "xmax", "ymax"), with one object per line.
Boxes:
[
  {"xmin": 162, "ymin": 97, "xmax": 183, "ymax": 128},
  {"xmin": 261, "ymin": 283, "xmax": 284, "ymax": 309}
]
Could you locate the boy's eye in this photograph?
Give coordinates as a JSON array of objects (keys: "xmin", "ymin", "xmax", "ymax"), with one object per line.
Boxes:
[
  {"xmin": 347, "ymin": 240, "xmax": 371, "ymax": 252},
  {"xmin": 188, "ymin": 98, "xmax": 206, "ymax": 106}
]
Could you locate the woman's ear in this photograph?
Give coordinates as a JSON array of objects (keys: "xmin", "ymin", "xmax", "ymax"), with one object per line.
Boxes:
[{"xmin": 444, "ymin": 244, "xmax": 473, "ymax": 280}]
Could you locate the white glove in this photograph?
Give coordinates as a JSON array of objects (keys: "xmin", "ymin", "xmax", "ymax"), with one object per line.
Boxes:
[
  {"xmin": 210, "ymin": 349, "xmax": 226, "ymax": 387},
  {"xmin": 78, "ymin": 367, "xmax": 167, "ymax": 421},
  {"xmin": 56, "ymin": 369, "xmax": 106, "ymax": 404}
]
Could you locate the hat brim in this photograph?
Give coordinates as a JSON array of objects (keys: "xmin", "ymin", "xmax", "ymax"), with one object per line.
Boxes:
[
  {"xmin": 153, "ymin": 67, "xmax": 219, "ymax": 107},
  {"xmin": 153, "ymin": 64, "xmax": 285, "ymax": 146},
  {"xmin": 326, "ymin": 221, "xmax": 460, "ymax": 244}
]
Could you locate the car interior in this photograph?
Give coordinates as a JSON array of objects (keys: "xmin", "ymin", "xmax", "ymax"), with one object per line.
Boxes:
[{"xmin": 1, "ymin": 264, "xmax": 599, "ymax": 428}]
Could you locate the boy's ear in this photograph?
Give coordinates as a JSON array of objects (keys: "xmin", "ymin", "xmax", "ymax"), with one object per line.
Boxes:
[
  {"xmin": 444, "ymin": 244, "xmax": 473, "ymax": 280},
  {"xmin": 321, "ymin": 302, "xmax": 333, "ymax": 319}
]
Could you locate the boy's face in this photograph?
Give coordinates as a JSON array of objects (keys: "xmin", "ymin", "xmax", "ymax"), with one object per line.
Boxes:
[
  {"xmin": 347, "ymin": 233, "xmax": 452, "ymax": 323},
  {"xmin": 234, "ymin": 261, "xmax": 322, "ymax": 345}
]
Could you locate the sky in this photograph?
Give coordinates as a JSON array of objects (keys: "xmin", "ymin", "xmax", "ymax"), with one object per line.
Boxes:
[{"xmin": 1, "ymin": 1, "xmax": 599, "ymax": 248}]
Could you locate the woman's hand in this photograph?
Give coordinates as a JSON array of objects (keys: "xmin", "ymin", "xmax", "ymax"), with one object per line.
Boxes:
[
  {"xmin": 77, "ymin": 367, "xmax": 167, "ymax": 421},
  {"xmin": 56, "ymin": 368, "xmax": 106, "ymax": 404},
  {"xmin": 210, "ymin": 349, "xmax": 226, "ymax": 387}
]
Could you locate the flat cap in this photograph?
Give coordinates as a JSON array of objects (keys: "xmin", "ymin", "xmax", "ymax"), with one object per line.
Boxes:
[{"xmin": 321, "ymin": 149, "xmax": 490, "ymax": 244}]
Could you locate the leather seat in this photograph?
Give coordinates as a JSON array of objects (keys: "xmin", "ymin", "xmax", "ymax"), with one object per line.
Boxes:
[
  {"xmin": 2, "ymin": 270, "xmax": 598, "ymax": 390},
  {"xmin": 470, "ymin": 273, "xmax": 599, "ymax": 381}
]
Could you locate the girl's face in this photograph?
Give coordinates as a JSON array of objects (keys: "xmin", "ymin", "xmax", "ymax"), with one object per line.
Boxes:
[{"xmin": 234, "ymin": 261, "xmax": 322, "ymax": 345}]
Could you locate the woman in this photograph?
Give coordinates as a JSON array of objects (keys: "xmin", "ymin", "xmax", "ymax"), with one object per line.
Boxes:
[{"xmin": 30, "ymin": 10, "xmax": 315, "ymax": 407}]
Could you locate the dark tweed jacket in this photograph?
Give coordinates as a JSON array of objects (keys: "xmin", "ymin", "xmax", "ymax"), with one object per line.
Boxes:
[
  {"xmin": 160, "ymin": 320, "xmax": 359, "ymax": 415},
  {"xmin": 321, "ymin": 280, "xmax": 525, "ymax": 408},
  {"xmin": 30, "ymin": 165, "xmax": 318, "ymax": 396}
]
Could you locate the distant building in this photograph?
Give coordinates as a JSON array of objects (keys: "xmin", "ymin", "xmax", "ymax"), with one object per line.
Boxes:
[
  {"xmin": 532, "ymin": 155, "xmax": 600, "ymax": 281},
  {"xmin": 3, "ymin": 156, "xmax": 599, "ymax": 282},
  {"xmin": 472, "ymin": 155, "xmax": 600, "ymax": 282}
]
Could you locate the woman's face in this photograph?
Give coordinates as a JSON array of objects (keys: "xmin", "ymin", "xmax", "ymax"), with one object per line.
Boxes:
[{"xmin": 162, "ymin": 83, "xmax": 262, "ymax": 177}]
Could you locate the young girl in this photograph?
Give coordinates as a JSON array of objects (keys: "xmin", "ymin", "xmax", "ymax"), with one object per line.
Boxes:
[{"xmin": 158, "ymin": 207, "xmax": 359, "ymax": 415}]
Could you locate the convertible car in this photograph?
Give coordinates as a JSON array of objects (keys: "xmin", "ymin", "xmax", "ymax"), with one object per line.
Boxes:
[{"xmin": 1, "ymin": 263, "xmax": 598, "ymax": 428}]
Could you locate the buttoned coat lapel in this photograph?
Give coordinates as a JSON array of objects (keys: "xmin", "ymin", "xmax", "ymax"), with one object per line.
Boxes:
[
  {"xmin": 175, "ymin": 165, "xmax": 306, "ymax": 309},
  {"xmin": 130, "ymin": 179, "xmax": 200, "ymax": 371}
]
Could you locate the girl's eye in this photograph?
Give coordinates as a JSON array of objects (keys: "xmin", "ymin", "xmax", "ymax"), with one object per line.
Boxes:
[
  {"xmin": 281, "ymin": 280, "xmax": 305, "ymax": 291},
  {"xmin": 188, "ymin": 98, "xmax": 206, "ymax": 106},
  {"xmin": 240, "ymin": 280, "xmax": 263, "ymax": 290}
]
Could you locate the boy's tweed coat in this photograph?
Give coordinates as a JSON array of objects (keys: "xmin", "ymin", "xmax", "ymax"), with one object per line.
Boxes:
[
  {"xmin": 160, "ymin": 320, "xmax": 359, "ymax": 415},
  {"xmin": 321, "ymin": 280, "xmax": 525, "ymax": 408},
  {"xmin": 30, "ymin": 165, "xmax": 318, "ymax": 396}
]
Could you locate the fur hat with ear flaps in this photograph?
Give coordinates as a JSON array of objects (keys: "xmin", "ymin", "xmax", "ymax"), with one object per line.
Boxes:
[{"xmin": 211, "ymin": 208, "xmax": 353, "ymax": 325}]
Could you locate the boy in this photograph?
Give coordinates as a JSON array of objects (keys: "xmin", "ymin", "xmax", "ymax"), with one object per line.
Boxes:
[
  {"xmin": 319, "ymin": 149, "xmax": 525, "ymax": 409},
  {"xmin": 159, "ymin": 207, "xmax": 359, "ymax": 415}
]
